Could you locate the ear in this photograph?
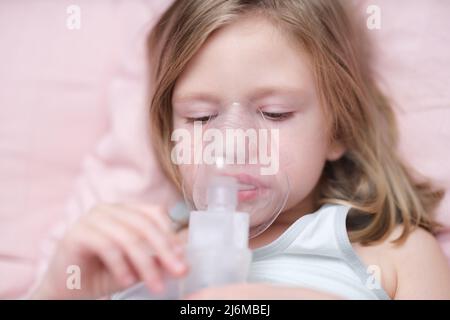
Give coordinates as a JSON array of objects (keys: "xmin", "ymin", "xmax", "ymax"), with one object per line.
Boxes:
[{"xmin": 326, "ymin": 140, "xmax": 346, "ymax": 162}]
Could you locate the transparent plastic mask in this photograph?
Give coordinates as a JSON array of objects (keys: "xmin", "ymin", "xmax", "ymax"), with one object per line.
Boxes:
[{"xmin": 180, "ymin": 101, "xmax": 290, "ymax": 238}]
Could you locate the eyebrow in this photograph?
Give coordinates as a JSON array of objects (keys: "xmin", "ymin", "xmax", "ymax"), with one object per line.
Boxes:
[{"xmin": 172, "ymin": 85, "xmax": 305, "ymax": 105}]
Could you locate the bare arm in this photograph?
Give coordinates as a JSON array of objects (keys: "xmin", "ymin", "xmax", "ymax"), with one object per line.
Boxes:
[{"xmin": 392, "ymin": 228, "xmax": 450, "ymax": 299}]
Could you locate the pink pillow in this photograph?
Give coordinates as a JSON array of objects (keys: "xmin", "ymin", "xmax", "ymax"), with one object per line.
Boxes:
[
  {"xmin": 0, "ymin": 0, "xmax": 176, "ymax": 298},
  {"xmin": 365, "ymin": 0, "xmax": 450, "ymax": 258}
]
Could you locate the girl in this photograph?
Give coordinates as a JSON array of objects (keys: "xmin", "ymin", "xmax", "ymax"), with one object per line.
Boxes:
[{"xmin": 32, "ymin": 0, "xmax": 450, "ymax": 299}]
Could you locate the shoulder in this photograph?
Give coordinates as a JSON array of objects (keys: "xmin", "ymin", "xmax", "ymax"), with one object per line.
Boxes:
[
  {"xmin": 386, "ymin": 226, "xmax": 440, "ymax": 257},
  {"xmin": 383, "ymin": 226, "xmax": 447, "ymax": 272},
  {"xmin": 357, "ymin": 226, "xmax": 450, "ymax": 299},
  {"xmin": 388, "ymin": 227, "xmax": 450, "ymax": 299}
]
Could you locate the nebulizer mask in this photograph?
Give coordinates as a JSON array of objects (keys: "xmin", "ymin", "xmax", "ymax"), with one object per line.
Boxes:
[{"xmin": 171, "ymin": 100, "xmax": 290, "ymax": 296}]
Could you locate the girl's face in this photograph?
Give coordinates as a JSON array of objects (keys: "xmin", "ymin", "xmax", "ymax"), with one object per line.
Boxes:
[{"xmin": 172, "ymin": 15, "xmax": 344, "ymax": 217}]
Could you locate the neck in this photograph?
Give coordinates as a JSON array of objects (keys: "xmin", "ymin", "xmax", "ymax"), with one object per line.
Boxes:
[
  {"xmin": 249, "ymin": 189, "xmax": 318, "ymax": 249},
  {"xmin": 274, "ymin": 183, "xmax": 320, "ymax": 224}
]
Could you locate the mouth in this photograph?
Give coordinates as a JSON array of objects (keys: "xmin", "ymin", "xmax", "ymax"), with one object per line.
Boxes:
[{"xmin": 223, "ymin": 173, "xmax": 269, "ymax": 202}]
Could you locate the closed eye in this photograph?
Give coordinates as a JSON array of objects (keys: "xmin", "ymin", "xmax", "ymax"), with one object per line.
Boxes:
[
  {"xmin": 185, "ymin": 114, "xmax": 218, "ymax": 124},
  {"xmin": 261, "ymin": 111, "xmax": 293, "ymax": 121}
]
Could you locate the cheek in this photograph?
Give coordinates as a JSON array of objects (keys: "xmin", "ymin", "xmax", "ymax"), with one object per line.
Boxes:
[
  {"xmin": 171, "ymin": 118, "xmax": 197, "ymax": 195},
  {"xmin": 278, "ymin": 113, "xmax": 329, "ymax": 208},
  {"xmin": 178, "ymin": 164, "xmax": 197, "ymax": 197}
]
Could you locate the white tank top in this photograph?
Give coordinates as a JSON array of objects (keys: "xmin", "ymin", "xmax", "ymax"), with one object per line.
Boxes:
[{"xmin": 112, "ymin": 204, "xmax": 390, "ymax": 300}]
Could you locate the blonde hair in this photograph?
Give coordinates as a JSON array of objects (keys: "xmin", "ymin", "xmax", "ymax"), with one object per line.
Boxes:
[{"xmin": 148, "ymin": 0, "xmax": 444, "ymax": 244}]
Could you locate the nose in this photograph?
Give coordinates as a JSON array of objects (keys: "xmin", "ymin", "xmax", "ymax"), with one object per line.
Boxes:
[{"xmin": 207, "ymin": 102, "xmax": 259, "ymax": 165}]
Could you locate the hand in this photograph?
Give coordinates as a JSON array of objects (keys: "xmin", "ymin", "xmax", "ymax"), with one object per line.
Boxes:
[
  {"xmin": 31, "ymin": 203, "xmax": 189, "ymax": 299},
  {"xmin": 184, "ymin": 283, "xmax": 342, "ymax": 300}
]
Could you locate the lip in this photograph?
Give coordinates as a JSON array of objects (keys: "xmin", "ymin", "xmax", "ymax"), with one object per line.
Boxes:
[
  {"xmin": 224, "ymin": 173, "xmax": 269, "ymax": 188},
  {"xmin": 222, "ymin": 173, "xmax": 269, "ymax": 202}
]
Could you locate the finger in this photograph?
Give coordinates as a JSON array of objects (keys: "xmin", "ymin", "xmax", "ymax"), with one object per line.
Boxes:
[
  {"xmin": 105, "ymin": 206, "xmax": 188, "ymax": 276},
  {"xmin": 73, "ymin": 222, "xmax": 137, "ymax": 289},
  {"xmin": 86, "ymin": 215, "xmax": 167, "ymax": 293},
  {"xmin": 124, "ymin": 203, "xmax": 173, "ymax": 235}
]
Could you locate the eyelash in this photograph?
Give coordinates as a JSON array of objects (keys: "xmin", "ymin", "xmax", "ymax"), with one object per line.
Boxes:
[
  {"xmin": 185, "ymin": 111, "xmax": 293, "ymax": 123},
  {"xmin": 260, "ymin": 111, "xmax": 293, "ymax": 121},
  {"xmin": 185, "ymin": 115, "xmax": 218, "ymax": 123}
]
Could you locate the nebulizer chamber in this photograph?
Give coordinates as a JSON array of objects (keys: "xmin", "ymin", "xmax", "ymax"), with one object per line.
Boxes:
[{"xmin": 180, "ymin": 175, "xmax": 251, "ymax": 295}]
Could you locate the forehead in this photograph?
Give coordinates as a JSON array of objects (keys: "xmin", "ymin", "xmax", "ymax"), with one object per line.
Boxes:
[{"xmin": 173, "ymin": 14, "xmax": 314, "ymax": 102}]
